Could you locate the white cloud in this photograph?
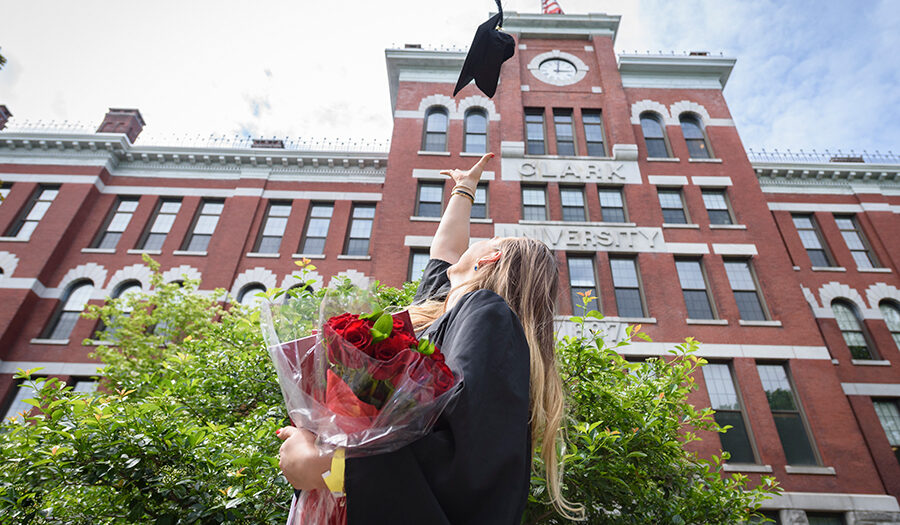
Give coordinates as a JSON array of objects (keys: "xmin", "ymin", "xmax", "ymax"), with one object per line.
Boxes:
[{"xmin": 1, "ymin": 0, "xmax": 897, "ymax": 154}]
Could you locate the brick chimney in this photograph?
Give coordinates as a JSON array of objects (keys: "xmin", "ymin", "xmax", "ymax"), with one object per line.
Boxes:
[
  {"xmin": 0, "ymin": 105, "xmax": 11, "ymax": 131},
  {"xmin": 97, "ymin": 108, "xmax": 145, "ymax": 143}
]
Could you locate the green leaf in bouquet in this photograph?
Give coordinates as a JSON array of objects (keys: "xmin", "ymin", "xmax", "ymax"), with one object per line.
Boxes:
[
  {"xmin": 416, "ymin": 338, "xmax": 435, "ymax": 356},
  {"xmin": 370, "ymin": 312, "xmax": 394, "ymax": 343},
  {"xmin": 359, "ymin": 309, "xmax": 383, "ymax": 322}
]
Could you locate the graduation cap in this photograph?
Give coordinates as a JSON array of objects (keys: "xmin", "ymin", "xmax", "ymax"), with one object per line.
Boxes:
[{"xmin": 453, "ymin": 0, "xmax": 515, "ymax": 98}]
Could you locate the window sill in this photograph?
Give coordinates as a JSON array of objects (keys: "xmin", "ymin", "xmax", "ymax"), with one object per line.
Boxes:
[
  {"xmin": 792, "ymin": 266, "xmax": 801, "ymax": 271},
  {"xmin": 613, "ymin": 316, "xmax": 656, "ymax": 324},
  {"xmin": 784, "ymin": 465, "xmax": 836, "ymax": 476},
  {"xmin": 337, "ymin": 255, "xmax": 371, "ymax": 260},
  {"xmin": 686, "ymin": 319, "xmax": 728, "ymax": 325},
  {"xmin": 470, "ymin": 218, "xmax": 493, "ymax": 223},
  {"xmin": 31, "ymin": 338, "xmax": 70, "ymax": 345},
  {"xmin": 86, "ymin": 340, "xmax": 113, "ymax": 346},
  {"xmin": 722, "ymin": 463, "xmax": 773, "ymax": 473},
  {"xmin": 246, "ymin": 252, "xmax": 280, "ymax": 258},
  {"xmin": 410, "ymin": 216, "xmax": 441, "ymax": 222},
  {"xmin": 0, "ymin": 235, "xmax": 30, "ymax": 242},
  {"xmin": 646, "ymin": 157, "xmax": 680, "ymax": 162},
  {"xmin": 663, "ymin": 223, "xmax": 700, "ymax": 229},
  {"xmin": 858, "ymin": 267, "xmax": 892, "ymax": 273},
  {"xmin": 519, "ymin": 220, "xmax": 638, "ymax": 227},
  {"xmin": 173, "ymin": 250, "xmax": 207, "ymax": 257},
  {"xmin": 127, "ymin": 249, "xmax": 161, "ymax": 255},
  {"xmin": 81, "ymin": 248, "xmax": 115, "ymax": 254},
  {"xmin": 292, "ymin": 253, "xmax": 325, "ymax": 259},
  {"xmin": 811, "ymin": 266, "xmax": 846, "ymax": 272},
  {"xmin": 709, "ymin": 224, "xmax": 747, "ymax": 230},
  {"xmin": 417, "ymin": 150, "xmax": 451, "ymax": 156},
  {"xmin": 851, "ymin": 359, "xmax": 891, "ymax": 366},
  {"xmin": 460, "ymin": 152, "xmax": 488, "ymax": 157},
  {"xmin": 738, "ymin": 320, "xmax": 783, "ymax": 327},
  {"xmin": 688, "ymin": 158, "xmax": 723, "ymax": 163}
]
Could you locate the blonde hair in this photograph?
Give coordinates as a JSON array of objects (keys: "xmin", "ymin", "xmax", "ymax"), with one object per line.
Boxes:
[{"xmin": 408, "ymin": 238, "xmax": 584, "ymax": 520}]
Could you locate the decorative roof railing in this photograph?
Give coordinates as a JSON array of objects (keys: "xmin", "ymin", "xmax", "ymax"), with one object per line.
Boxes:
[
  {"xmin": 2, "ymin": 119, "xmax": 391, "ymax": 153},
  {"xmin": 747, "ymin": 148, "xmax": 900, "ymax": 165}
]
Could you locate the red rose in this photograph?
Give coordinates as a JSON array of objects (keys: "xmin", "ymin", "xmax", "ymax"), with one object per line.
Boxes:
[
  {"xmin": 323, "ymin": 324, "xmax": 365, "ymax": 369},
  {"xmin": 371, "ymin": 349, "xmax": 419, "ymax": 381},
  {"xmin": 424, "ymin": 357, "xmax": 455, "ymax": 395},
  {"xmin": 373, "ymin": 333, "xmax": 416, "ymax": 361},
  {"xmin": 340, "ymin": 318, "xmax": 375, "ymax": 355},
  {"xmin": 326, "ymin": 313, "xmax": 357, "ymax": 332}
]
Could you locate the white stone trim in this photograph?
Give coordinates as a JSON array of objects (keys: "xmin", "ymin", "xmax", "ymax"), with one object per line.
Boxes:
[
  {"xmin": 161, "ymin": 265, "xmax": 202, "ymax": 283},
  {"xmin": 666, "ymin": 242, "xmax": 710, "ymax": 255},
  {"xmin": 404, "ymin": 235, "xmax": 489, "ymax": 248},
  {"xmin": 526, "ymin": 50, "xmax": 589, "ymax": 86},
  {"xmin": 866, "ymin": 283, "xmax": 900, "ymax": 311},
  {"xmin": 0, "ymin": 251, "xmax": 20, "ymax": 277},
  {"xmin": 691, "ymin": 176, "xmax": 733, "ymax": 187},
  {"xmin": 670, "ymin": 100, "xmax": 710, "ymax": 128},
  {"xmin": 648, "ymin": 175, "xmax": 688, "ymax": 186},
  {"xmin": 767, "ymin": 202, "xmax": 866, "ymax": 213},
  {"xmin": 230, "ymin": 267, "xmax": 278, "ymax": 298},
  {"xmin": 280, "ymin": 270, "xmax": 324, "ymax": 291},
  {"xmin": 761, "ymin": 492, "xmax": 899, "ymax": 513},
  {"xmin": 712, "ymin": 243, "xmax": 758, "ymax": 256},
  {"xmin": 104, "ymin": 264, "xmax": 152, "ymax": 295},
  {"xmin": 630, "ymin": 99, "xmax": 672, "ymax": 125},
  {"xmin": 330, "ymin": 269, "xmax": 370, "ymax": 288},
  {"xmin": 842, "ymin": 382, "xmax": 900, "ymax": 396},
  {"xmin": 417, "ymin": 94, "xmax": 456, "ymax": 119},
  {"xmin": 591, "ymin": 86, "xmax": 603, "ymax": 93},
  {"xmin": 804, "ymin": 281, "xmax": 881, "ymax": 319},
  {"xmin": 412, "ymin": 169, "xmax": 495, "ymax": 181},
  {"xmin": 456, "ymin": 95, "xmax": 500, "ymax": 121},
  {"xmin": 621, "ymin": 342, "xmax": 830, "ymax": 360},
  {"xmin": 261, "ymin": 190, "xmax": 382, "ymax": 202},
  {"xmin": 0, "ymin": 360, "xmax": 101, "ymax": 375}
]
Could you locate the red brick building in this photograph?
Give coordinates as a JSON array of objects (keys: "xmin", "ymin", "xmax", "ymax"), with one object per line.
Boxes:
[{"xmin": 1, "ymin": 11, "xmax": 899, "ymax": 524}]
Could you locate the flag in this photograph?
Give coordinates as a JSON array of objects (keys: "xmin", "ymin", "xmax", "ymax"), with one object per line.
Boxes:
[{"xmin": 542, "ymin": 0, "xmax": 563, "ymax": 14}]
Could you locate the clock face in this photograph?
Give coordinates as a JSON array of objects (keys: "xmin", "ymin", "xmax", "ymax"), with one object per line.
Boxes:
[{"xmin": 538, "ymin": 58, "xmax": 577, "ymax": 82}]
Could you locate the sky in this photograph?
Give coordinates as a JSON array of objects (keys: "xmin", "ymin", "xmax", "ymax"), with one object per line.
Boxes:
[{"xmin": 1, "ymin": 0, "xmax": 898, "ymax": 155}]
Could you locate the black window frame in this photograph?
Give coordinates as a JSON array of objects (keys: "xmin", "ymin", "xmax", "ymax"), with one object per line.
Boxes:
[
  {"xmin": 640, "ymin": 112, "xmax": 670, "ymax": 158},
  {"xmin": 830, "ymin": 299, "xmax": 876, "ymax": 360},
  {"xmin": 137, "ymin": 198, "xmax": 182, "ymax": 251},
  {"xmin": 676, "ymin": 257, "xmax": 718, "ymax": 320},
  {"xmin": 703, "ymin": 362, "xmax": 759, "ymax": 464},
  {"xmin": 463, "ymin": 108, "xmax": 488, "ymax": 154},
  {"xmin": 91, "ymin": 196, "xmax": 140, "ymax": 250},
  {"xmin": 834, "ymin": 214, "xmax": 879, "ymax": 269},
  {"xmin": 182, "ymin": 198, "xmax": 225, "ymax": 253},
  {"xmin": 792, "ymin": 213, "xmax": 835, "ymax": 267},
  {"xmin": 598, "ymin": 187, "xmax": 628, "ymax": 223},
  {"xmin": 559, "ymin": 185, "xmax": 587, "ymax": 222},
  {"xmin": 521, "ymin": 185, "xmax": 548, "ymax": 221},
  {"xmin": 609, "ymin": 255, "xmax": 646, "ymax": 318},
  {"xmin": 567, "ymin": 254, "xmax": 600, "ymax": 313},
  {"xmin": 343, "ymin": 203, "xmax": 376, "ymax": 256},
  {"xmin": 415, "ymin": 181, "xmax": 444, "ymax": 218},
  {"xmin": 470, "ymin": 182, "xmax": 489, "ymax": 219},
  {"xmin": 658, "ymin": 187, "xmax": 689, "ymax": 225},
  {"xmin": 873, "ymin": 398, "xmax": 900, "ymax": 465},
  {"xmin": 724, "ymin": 258, "xmax": 770, "ymax": 321},
  {"xmin": 524, "ymin": 108, "xmax": 546, "ymax": 155},
  {"xmin": 408, "ymin": 249, "xmax": 430, "ymax": 282},
  {"xmin": 880, "ymin": 300, "xmax": 900, "ymax": 352},
  {"xmin": 253, "ymin": 200, "xmax": 292, "ymax": 254},
  {"xmin": 5, "ymin": 184, "xmax": 60, "ymax": 239},
  {"xmin": 299, "ymin": 202, "xmax": 334, "ymax": 256},
  {"xmin": 582, "ymin": 109, "xmax": 607, "ymax": 157},
  {"xmin": 679, "ymin": 112, "xmax": 712, "ymax": 159},
  {"xmin": 757, "ymin": 362, "xmax": 821, "ymax": 466},
  {"xmin": 553, "ymin": 108, "xmax": 576, "ymax": 156},
  {"xmin": 422, "ymin": 106, "xmax": 449, "ymax": 152},
  {"xmin": 42, "ymin": 279, "xmax": 95, "ymax": 341},
  {"xmin": 702, "ymin": 189, "xmax": 735, "ymax": 225}
]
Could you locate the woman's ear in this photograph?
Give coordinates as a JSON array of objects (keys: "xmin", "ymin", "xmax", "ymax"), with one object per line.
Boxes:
[{"xmin": 477, "ymin": 250, "xmax": 502, "ymax": 267}]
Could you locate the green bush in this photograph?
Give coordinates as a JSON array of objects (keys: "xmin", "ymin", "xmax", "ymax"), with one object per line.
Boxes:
[{"xmin": 0, "ymin": 259, "xmax": 777, "ymax": 524}]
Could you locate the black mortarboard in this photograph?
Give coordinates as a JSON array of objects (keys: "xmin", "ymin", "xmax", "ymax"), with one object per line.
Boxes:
[{"xmin": 453, "ymin": 2, "xmax": 515, "ymax": 98}]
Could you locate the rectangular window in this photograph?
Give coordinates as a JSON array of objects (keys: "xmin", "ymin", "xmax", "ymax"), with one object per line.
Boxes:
[
  {"xmin": 138, "ymin": 199, "xmax": 181, "ymax": 251},
  {"xmin": 6, "ymin": 185, "xmax": 59, "ymax": 239},
  {"xmin": 553, "ymin": 109, "xmax": 576, "ymax": 156},
  {"xmin": 676, "ymin": 259, "xmax": 716, "ymax": 319},
  {"xmin": 255, "ymin": 201, "xmax": 292, "ymax": 254},
  {"xmin": 757, "ymin": 363, "xmax": 818, "ymax": 466},
  {"xmin": 874, "ymin": 400, "xmax": 900, "ymax": 464},
  {"xmin": 525, "ymin": 108, "xmax": 546, "ymax": 155},
  {"xmin": 747, "ymin": 512, "xmax": 782, "ymax": 524},
  {"xmin": 703, "ymin": 363, "xmax": 757, "ymax": 463},
  {"xmin": 470, "ymin": 183, "xmax": 488, "ymax": 219},
  {"xmin": 416, "ymin": 182, "xmax": 443, "ymax": 218},
  {"xmin": 560, "ymin": 186, "xmax": 587, "ymax": 222},
  {"xmin": 806, "ymin": 514, "xmax": 845, "ymax": 525},
  {"xmin": 300, "ymin": 203, "xmax": 333, "ymax": 255},
  {"xmin": 598, "ymin": 188, "xmax": 627, "ymax": 222},
  {"xmin": 0, "ymin": 182, "xmax": 11, "ymax": 204},
  {"xmin": 344, "ymin": 204, "xmax": 375, "ymax": 256},
  {"xmin": 702, "ymin": 189, "xmax": 734, "ymax": 225},
  {"xmin": 834, "ymin": 215, "xmax": 878, "ymax": 269},
  {"xmin": 792, "ymin": 214, "xmax": 833, "ymax": 267},
  {"xmin": 183, "ymin": 199, "xmax": 224, "ymax": 252},
  {"xmin": 567, "ymin": 255, "xmax": 600, "ymax": 313},
  {"xmin": 92, "ymin": 197, "xmax": 139, "ymax": 250},
  {"xmin": 610, "ymin": 256, "xmax": 645, "ymax": 318},
  {"xmin": 2, "ymin": 379, "xmax": 40, "ymax": 423},
  {"xmin": 658, "ymin": 188, "xmax": 688, "ymax": 224},
  {"xmin": 408, "ymin": 250, "xmax": 430, "ymax": 281},
  {"xmin": 724, "ymin": 260, "xmax": 768, "ymax": 321},
  {"xmin": 522, "ymin": 186, "xmax": 547, "ymax": 221},
  {"xmin": 582, "ymin": 110, "xmax": 606, "ymax": 157}
]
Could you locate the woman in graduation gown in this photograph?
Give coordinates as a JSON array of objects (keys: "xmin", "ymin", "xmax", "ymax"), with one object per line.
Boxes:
[{"xmin": 278, "ymin": 153, "xmax": 583, "ymax": 524}]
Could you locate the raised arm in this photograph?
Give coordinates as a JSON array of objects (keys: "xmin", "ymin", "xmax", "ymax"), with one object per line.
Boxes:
[{"xmin": 430, "ymin": 153, "xmax": 494, "ymax": 264}]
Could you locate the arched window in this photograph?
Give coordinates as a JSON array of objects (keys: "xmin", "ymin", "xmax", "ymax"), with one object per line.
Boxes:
[
  {"xmin": 640, "ymin": 112, "xmax": 669, "ymax": 158},
  {"xmin": 831, "ymin": 299, "xmax": 874, "ymax": 360},
  {"xmin": 463, "ymin": 109, "xmax": 488, "ymax": 153},
  {"xmin": 45, "ymin": 280, "xmax": 94, "ymax": 340},
  {"xmin": 101, "ymin": 280, "xmax": 142, "ymax": 338},
  {"xmin": 422, "ymin": 107, "xmax": 449, "ymax": 152},
  {"xmin": 880, "ymin": 300, "xmax": 900, "ymax": 351},
  {"xmin": 679, "ymin": 113, "xmax": 711, "ymax": 159},
  {"xmin": 238, "ymin": 283, "xmax": 267, "ymax": 307}
]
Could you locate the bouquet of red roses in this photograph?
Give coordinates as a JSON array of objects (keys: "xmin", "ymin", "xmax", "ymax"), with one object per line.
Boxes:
[{"xmin": 261, "ymin": 283, "xmax": 461, "ymax": 525}]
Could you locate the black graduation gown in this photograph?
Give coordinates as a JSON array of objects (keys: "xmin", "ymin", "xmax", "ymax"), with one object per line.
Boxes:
[{"xmin": 345, "ymin": 259, "xmax": 531, "ymax": 524}]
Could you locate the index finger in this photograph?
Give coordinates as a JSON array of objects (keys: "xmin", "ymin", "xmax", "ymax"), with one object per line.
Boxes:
[{"xmin": 475, "ymin": 152, "xmax": 494, "ymax": 168}]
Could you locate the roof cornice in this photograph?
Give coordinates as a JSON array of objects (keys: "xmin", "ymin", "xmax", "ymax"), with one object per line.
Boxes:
[
  {"xmin": 501, "ymin": 11, "xmax": 620, "ymax": 42},
  {"xmin": 618, "ymin": 53, "xmax": 736, "ymax": 90},
  {"xmin": 385, "ymin": 48, "xmax": 465, "ymax": 113}
]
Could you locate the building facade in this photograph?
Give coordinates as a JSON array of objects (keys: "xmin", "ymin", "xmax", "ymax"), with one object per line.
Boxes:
[{"xmin": 1, "ymin": 11, "xmax": 899, "ymax": 524}]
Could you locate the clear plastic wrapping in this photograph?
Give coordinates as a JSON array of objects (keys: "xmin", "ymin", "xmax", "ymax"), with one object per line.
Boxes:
[{"xmin": 261, "ymin": 283, "xmax": 462, "ymax": 525}]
